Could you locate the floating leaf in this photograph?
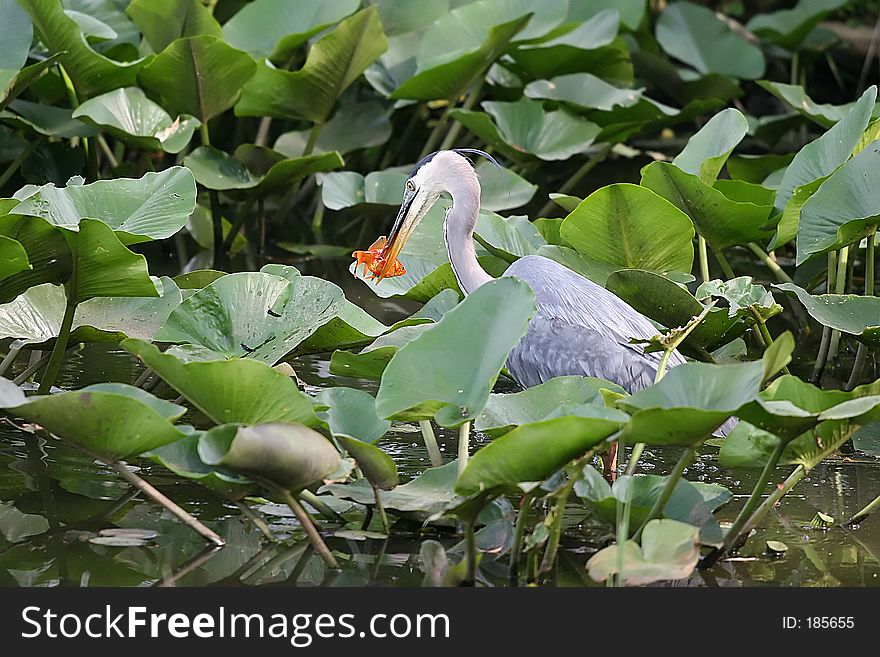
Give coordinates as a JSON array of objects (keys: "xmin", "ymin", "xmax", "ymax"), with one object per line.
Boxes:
[
  {"xmin": 0, "ymin": 503, "xmax": 49, "ymax": 543},
  {"xmin": 774, "ymin": 283, "xmax": 880, "ymax": 348}
]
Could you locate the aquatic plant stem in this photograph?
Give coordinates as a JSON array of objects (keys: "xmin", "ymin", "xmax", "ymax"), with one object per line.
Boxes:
[
  {"xmin": 107, "ymin": 459, "xmax": 224, "ymax": 546},
  {"xmin": 419, "ymin": 420, "xmax": 443, "ymax": 467},
  {"xmin": 538, "ymin": 144, "xmax": 612, "ymax": 217},
  {"xmin": 827, "ymin": 247, "xmax": 849, "ymax": 362},
  {"xmin": 540, "ymin": 481, "xmax": 573, "ymax": 574},
  {"xmin": 419, "ymin": 107, "xmax": 453, "ymax": 159},
  {"xmin": 633, "ymin": 445, "xmax": 697, "ymax": 541},
  {"xmin": 747, "ymin": 243, "xmax": 794, "ymax": 284},
  {"xmin": 37, "ymin": 299, "xmax": 77, "ymax": 394},
  {"xmin": 698, "ymin": 237, "xmax": 710, "ymax": 282},
  {"xmin": 847, "ymin": 491, "xmax": 880, "ymax": 526},
  {"xmin": 509, "ymin": 491, "xmax": 535, "ymax": 583},
  {"xmin": 277, "ymin": 488, "xmax": 339, "ymax": 569},
  {"xmin": 0, "ymin": 344, "xmax": 22, "ymax": 378},
  {"xmin": 737, "ymin": 465, "xmax": 805, "ymax": 541},
  {"xmin": 0, "ymin": 139, "xmax": 40, "ymax": 189},
  {"xmin": 299, "ymin": 488, "xmax": 345, "ymax": 522},
  {"xmin": 847, "ymin": 230, "xmax": 875, "ymax": 390},
  {"xmin": 372, "ymin": 482, "xmax": 390, "ymax": 534},
  {"xmin": 233, "ymin": 500, "xmax": 276, "ymax": 542},
  {"xmin": 463, "ymin": 517, "xmax": 478, "ymax": 586},
  {"xmin": 458, "ymin": 421, "xmax": 471, "ymax": 477},
  {"xmin": 713, "ymin": 248, "xmax": 735, "ymax": 280}
]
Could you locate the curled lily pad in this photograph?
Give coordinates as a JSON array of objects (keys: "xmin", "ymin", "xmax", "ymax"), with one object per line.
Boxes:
[
  {"xmin": 73, "ymin": 88, "xmax": 199, "ymax": 153},
  {"xmin": 315, "ymin": 387, "xmax": 391, "ymax": 444},
  {"xmin": 274, "ymin": 100, "xmax": 392, "ymax": 157},
  {"xmin": 456, "ymin": 412, "xmax": 628, "ymax": 497},
  {"xmin": 337, "ymin": 436, "xmax": 398, "ymax": 491},
  {"xmin": 0, "ymin": 378, "xmax": 187, "ymax": 460},
  {"xmin": 587, "ymin": 519, "xmax": 701, "ymax": 585},
  {"xmin": 376, "ymin": 277, "xmax": 535, "ymax": 427},
  {"xmin": 199, "ymin": 423, "xmax": 340, "ymax": 494},
  {"xmin": 476, "ymin": 375, "xmax": 623, "ymax": 437},
  {"xmin": 153, "ymin": 271, "xmax": 344, "ymax": 364},
  {"xmin": 671, "ymin": 108, "xmax": 748, "ymax": 184},
  {"xmin": 757, "ymin": 81, "xmax": 866, "ymax": 129},
  {"xmin": 775, "ymin": 283, "xmax": 880, "ymax": 348},
  {"xmin": 123, "ymin": 339, "xmax": 319, "ymax": 427}
]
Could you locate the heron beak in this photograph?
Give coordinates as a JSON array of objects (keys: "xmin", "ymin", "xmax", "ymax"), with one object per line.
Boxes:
[{"xmin": 376, "ymin": 193, "xmax": 417, "ymax": 280}]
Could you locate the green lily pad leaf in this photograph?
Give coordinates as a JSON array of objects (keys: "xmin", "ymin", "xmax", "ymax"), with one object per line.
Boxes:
[
  {"xmin": 641, "ymin": 162, "xmax": 772, "ymax": 250},
  {"xmin": 146, "ymin": 429, "xmax": 254, "ymax": 500},
  {"xmin": 18, "ymin": 0, "xmax": 145, "ymax": 97},
  {"xmin": 12, "ymin": 167, "xmax": 197, "ymax": 244},
  {"xmin": 774, "ymin": 86, "xmax": 877, "ymax": 211},
  {"xmin": 475, "ymin": 161, "xmax": 537, "ymax": 212},
  {"xmin": 757, "ymin": 80, "xmax": 863, "ymax": 129},
  {"xmin": 587, "ymin": 519, "xmax": 701, "ymax": 585},
  {"xmin": 606, "ymin": 269, "xmax": 772, "ymax": 353},
  {"xmin": 73, "ymin": 88, "xmax": 199, "ymax": 153},
  {"xmin": 0, "ymin": 214, "xmax": 72, "ymax": 304},
  {"xmin": 476, "ymin": 375, "xmax": 624, "ymax": 437},
  {"xmin": 535, "ymin": 245, "xmax": 619, "ymax": 287},
  {"xmin": 474, "ymin": 211, "xmax": 545, "ymax": 260},
  {"xmin": 124, "ymin": 339, "xmax": 318, "ymax": 427},
  {"xmin": 139, "ymin": 35, "xmax": 256, "ymax": 123},
  {"xmin": 315, "ymin": 387, "xmax": 390, "ymax": 444},
  {"xmin": 329, "ymin": 324, "xmax": 432, "ymax": 380},
  {"xmin": 172, "ymin": 269, "xmax": 226, "ymax": 290},
  {"xmin": 747, "ymin": 0, "xmax": 847, "ymax": 50},
  {"xmin": 153, "ymin": 271, "xmax": 344, "ymax": 364},
  {"xmin": 727, "ymin": 153, "xmax": 794, "ymax": 185},
  {"xmin": 2, "ymin": 99, "xmax": 98, "ymax": 139},
  {"xmin": 199, "ymin": 423, "xmax": 340, "ymax": 494},
  {"xmin": 184, "ymin": 145, "xmax": 343, "ymax": 194},
  {"xmin": 509, "ymin": 10, "xmax": 627, "ymax": 81},
  {"xmin": 65, "ymin": 9, "xmax": 117, "ymax": 41},
  {"xmin": 451, "ymin": 98, "xmax": 601, "ymax": 162},
  {"xmin": 656, "ymin": 1, "xmax": 764, "ymax": 80},
  {"xmin": 524, "ymin": 73, "xmax": 643, "ymax": 111},
  {"xmin": 336, "ymin": 436, "xmax": 398, "ymax": 490},
  {"xmin": 0, "ymin": 378, "xmax": 186, "ymax": 460},
  {"xmin": 671, "ymin": 108, "xmax": 748, "ymax": 184},
  {"xmin": 770, "ymin": 177, "xmax": 824, "ymax": 249},
  {"xmin": 775, "ymin": 282, "xmax": 880, "ymax": 347},
  {"xmin": 0, "ymin": 0, "xmax": 31, "ymax": 70},
  {"xmin": 0, "ymin": 277, "xmax": 180, "ymax": 345},
  {"xmin": 574, "ymin": 466, "xmax": 731, "ymax": 546},
  {"xmin": 713, "ymin": 179, "xmax": 777, "ymax": 206},
  {"xmin": 796, "ymin": 140, "xmax": 880, "ymax": 264},
  {"xmin": 126, "ymin": 0, "xmax": 221, "ymax": 53},
  {"xmin": 0, "ymin": 502, "xmax": 48, "ymax": 543},
  {"xmin": 696, "ymin": 277, "xmax": 781, "ymax": 318},
  {"xmin": 0, "ymin": 56, "xmax": 60, "ymax": 113},
  {"xmin": 236, "ymin": 7, "xmax": 386, "ymax": 124},
  {"xmin": 376, "ymin": 277, "xmax": 535, "ymax": 427},
  {"xmin": 0, "ymin": 234, "xmax": 28, "ymax": 282},
  {"xmin": 274, "ymin": 101, "xmax": 391, "ymax": 157},
  {"xmin": 560, "ymin": 183, "xmax": 694, "ymax": 273},
  {"xmin": 456, "ymin": 412, "xmax": 627, "ymax": 496},
  {"xmin": 323, "ymin": 461, "xmax": 459, "ymax": 520},
  {"xmin": 617, "ymin": 334, "xmax": 794, "ymax": 445},
  {"xmin": 391, "ymin": 3, "xmax": 536, "ymax": 101},
  {"xmin": 222, "ymin": 0, "xmax": 359, "ymax": 63}
]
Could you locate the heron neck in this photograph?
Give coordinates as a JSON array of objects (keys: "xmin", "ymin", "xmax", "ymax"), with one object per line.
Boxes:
[{"xmin": 443, "ymin": 187, "xmax": 493, "ymax": 295}]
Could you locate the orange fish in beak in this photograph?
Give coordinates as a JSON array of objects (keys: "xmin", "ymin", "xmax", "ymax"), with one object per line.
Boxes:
[{"xmin": 352, "ymin": 236, "xmax": 406, "ymax": 282}]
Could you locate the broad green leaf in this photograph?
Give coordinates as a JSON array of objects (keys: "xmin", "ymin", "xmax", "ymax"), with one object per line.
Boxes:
[
  {"xmin": 456, "ymin": 413, "xmax": 627, "ymax": 496},
  {"xmin": 656, "ymin": 1, "xmax": 764, "ymax": 79},
  {"xmin": 587, "ymin": 519, "xmax": 701, "ymax": 585},
  {"xmin": 0, "ymin": 378, "xmax": 186, "ymax": 460},
  {"xmin": 0, "ymin": 56, "xmax": 60, "ymax": 112},
  {"xmin": 524, "ymin": 73, "xmax": 643, "ymax": 111},
  {"xmin": 236, "ymin": 7, "xmax": 386, "ymax": 123},
  {"xmin": 126, "ymin": 0, "xmax": 221, "ymax": 53},
  {"xmin": 476, "ymin": 375, "xmax": 624, "ymax": 437},
  {"xmin": 315, "ymin": 387, "xmax": 391, "ymax": 444},
  {"xmin": 475, "ymin": 161, "xmax": 537, "ymax": 212},
  {"xmin": 172, "ymin": 269, "xmax": 225, "ymax": 290},
  {"xmin": 775, "ymin": 283, "xmax": 880, "ymax": 347},
  {"xmin": 0, "ymin": 234, "xmax": 28, "ymax": 282},
  {"xmin": 18, "ymin": 0, "xmax": 144, "ymax": 97},
  {"xmin": 65, "ymin": 9, "xmax": 117, "ymax": 41},
  {"xmin": 12, "ymin": 167, "xmax": 197, "ymax": 243},
  {"xmin": 757, "ymin": 80, "xmax": 863, "ymax": 128},
  {"xmin": 727, "ymin": 153, "xmax": 794, "ymax": 184},
  {"xmin": 474, "ymin": 211, "xmax": 545, "ymax": 260},
  {"xmin": 797, "ymin": 140, "xmax": 880, "ymax": 263},
  {"xmin": 372, "ymin": 0, "xmax": 450, "ymax": 36},
  {"xmin": 747, "ymin": 0, "xmax": 847, "ymax": 50},
  {"xmin": 72, "ymin": 87, "xmax": 199, "ymax": 153},
  {"xmin": 0, "ymin": 0, "xmax": 32, "ymax": 71},
  {"xmin": 337, "ymin": 436, "xmax": 398, "ymax": 490},
  {"xmin": 775, "ymin": 86, "xmax": 877, "ymax": 211},
  {"xmin": 222, "ymin": 0, "xmax": 359, "ymax": 63},
  {"xmin": 568, "ymin": 0, "xmax": 645, "ymax": 31},
  {"xmin": 199, "ymin": 423, "xmax": 340, "ymax": 493},
  {"xmin": 138, "ymin": 35, "xmax": 256, "ymax": 123},
  {"xmin": 671, "ymin": 108, "xmax": 748, "ymax": 184},
  {"xmin": 560, "ymin": 183, "xmax": 694, "ymax": 273},
  {"xmin": 376, "ymin": 277, "xmax": 535, "ymax": 427},
  {"xmin": 2, "ymin": 99, "xmax": 98, "ymax": 139},
  {"xmin": 153, "ymin": 271, "xmax": 345, "ymax": 364},
  {"xmin": 274, "ymin": 101, "xmax": 391, "ymax": 157},
  {"xmin": 0, "ymin": 214, "xmax": 72, "ymax": 303},
  {"xmin": 329, "ymin": 324, "xmax": 432, "ymax": 380},
  {"xmin": 123, "ymin": 339, "xmax": 319, "ymax": 427},
  {"xmin": 641, "ymin": 161, "xmax": 773, "ymax": 250},
  {"xmin": 770, "ymin": 177, "xmax": 824, "ymax": 249},
  {"xmin": 535, "ymin": 245, "xmax": 620, "ymax": 287},
  {"xmin": 450, "ymin": 98, "xmax": 601, "ymax": 162}
]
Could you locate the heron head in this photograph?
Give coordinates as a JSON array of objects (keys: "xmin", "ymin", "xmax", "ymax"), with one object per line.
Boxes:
[{"xmin": 378, "ymin": 149, "xmax": 498, "ymax": 279}]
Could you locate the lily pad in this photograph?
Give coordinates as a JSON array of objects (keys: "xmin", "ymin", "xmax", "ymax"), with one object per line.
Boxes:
[
  {"xmin": 747, "ymin": 0, "xmax": 847, "ymax": 50},
  {"xmin": 329, "ymin": 324, "xmax": 433, "ymax": 380},
  {"xmin": 123, "ymin": 339, "xmax": 319, "ymax": 427},
  {"xmin": 315, "ymin": 387, "xmax": 391, "ymax": 444},
  {"xmin": 274, "ymin": 101, "xmax": 392, "ymax": 157},
  {"xmin": 126, "ymin": 0, "xmax": 221, "ymax": 53},
  {"xmin": 337, "ymin": 436, "xmax": 398, "ymax": 491},
  {"xmin": 375, "ymin": 277, "xmax": 535, "ymax": 427},
  {"xmin": 524, "ymin": 73, "xmax": 643, "ymax": 111},
  {"xmin": 0, "ymin": 378, "xmax": 187, "ymax": 460},
  {"xmin": 0, "ymin": 503, "xmax": 49, "ymax": 543},
  {"xmin": 671, "ymin": 108, "xmax": 748, "ymax": 184},
  {"xmin": 0, "ymin": 234, "xmax": 28, "ymax": 282},
  {"xmin": 774, "ymin": 283, "xmax": 880, "ymax": 348}
]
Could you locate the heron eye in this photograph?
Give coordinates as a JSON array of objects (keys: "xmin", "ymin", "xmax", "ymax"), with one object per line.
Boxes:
[{"xmin": 406, "ymin": 180, "xmax": 415, "ymax": 192}]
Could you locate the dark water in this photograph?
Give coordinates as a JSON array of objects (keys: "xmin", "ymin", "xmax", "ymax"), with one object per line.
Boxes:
[{"xmin": 2, "ymin": 259, "xmax": 880, "ymax": 587}]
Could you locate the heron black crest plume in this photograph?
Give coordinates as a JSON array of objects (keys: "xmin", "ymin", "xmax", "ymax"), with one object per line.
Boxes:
[{"xmin": 453, "ymin": 148, "xmax": 509, "ymax": 199}]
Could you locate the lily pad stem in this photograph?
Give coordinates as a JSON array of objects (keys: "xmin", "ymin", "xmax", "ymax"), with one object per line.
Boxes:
[
  {"xmin": 419, "ymin": 420, "xmax": 443, "ymax": 467},
  {"xmin": 633, "ymin": 445, "xmax": 697, "ymax": 542},
  {"xmin": 540, "ymin": 480, "xmax": 573, "ymax": 574},
  {"xmin": 0, "ymin": 343, "xmax": 22, "ymax": 378},
  {"xmin": 735, "ymin": 465, "xmax": 806, "ymax": 546},
  {"xmin": 107, "ymin": 458, "xmax": 224, "ymax": 546},
  {"xmin": 509, "ymin": 491, "xmax": 535, "ymax": 583},
  {"xmin": 463, "ymin": 517, "xmax": 478, "ymax": 586},
  {"xmin": 827, "ymin": 247, "xmax": 849, "ymax": 363},
  {"xmin": 713, "ymin": 247, "xmax": 735, "ymax": 280},
  {"xmin": 538, "ymin": 144, "xmax": 612, "ymax": 217},
  {"xmin": 747, "ymin": 243, "xmax": 793, "ymax": 284},
  {"xmin": 277, "ymin": 488, "xmax": 338, "ymax": 569},
  {"xmin": 847, "ymin": 491, "xmax": 880, "ymax": 526},
  {"xmin": 698, "ymin": 237, "xmax": 710, "ymax": 282},
  {"xmin": 299, "ymin": 488, "xmax": 345, "ymax": 522},
  {"xmin": 847, "ymin": 228, "xmax": 875, "ymax": 390},
  {"xmin": 0, "ymin": 138, "xmax": 40, "ymax": 189},
  {"xmin": 458, "ymin": 421, "xmax": 471, "ymax": 477},
  {"xmin": 233, "ymin": 500, "xmax": 277, "ymax": 542},
  {"xmin": 372, "ymin": 482, "xmax": 390, "ymax": 534},
  {"xmin": 37, "ymin": 299, "xmax": 77, "ymax": 394}
]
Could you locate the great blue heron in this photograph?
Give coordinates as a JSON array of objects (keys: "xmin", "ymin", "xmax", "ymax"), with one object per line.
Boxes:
[{"xmin": 376, "ymin": 149, "xmax": 689, "ymax": 475}]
